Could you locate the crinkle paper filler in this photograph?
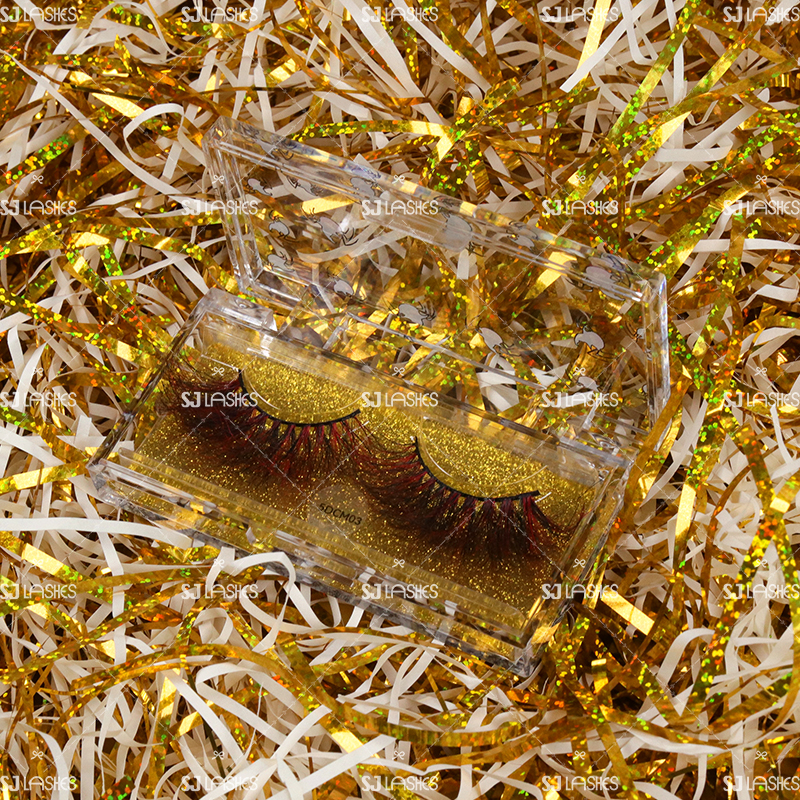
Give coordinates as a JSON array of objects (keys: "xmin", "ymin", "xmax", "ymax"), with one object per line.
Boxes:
[{"xmin": 1, "ymin": 0, "xmax": 800, "ymax": 798}]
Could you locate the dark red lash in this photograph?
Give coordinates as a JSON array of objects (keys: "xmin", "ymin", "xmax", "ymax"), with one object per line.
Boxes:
[
  {"xmin": 159, "ymin": 365, "xmax": 367, "ymax": 486},
  {"xmin": 357, "ymin": 439, "xmax": 577, "ymax": 560}
]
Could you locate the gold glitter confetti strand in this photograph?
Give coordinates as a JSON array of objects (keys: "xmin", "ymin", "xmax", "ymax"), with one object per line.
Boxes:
[
  {"xmin": 603, "ymin": 0, "xmax": 708, "ymax": 145},
  {"xmin": 0, "ymin": 532, "xmax": 88, "ymax": 587},
  {"xmin": 435, "ymin": 0, "xmax": 495, "ymax": 84},
  {"xmin": 0, "ymin": 462, "xmax": 83, "ymax": 494},
  {"xmin": 89, "ymin": 224, "xmax": 221, "ymax": 272},
  {"xmin": 0, "ymin": 404, "xmax": 70, "ymax": 448},
  {"xmin": 597, "ymin": 656, "xmax": 684, "ymax": 728},
  {"xmin": 276, "ymin": 641, "xmax": 528, "ymax": 746},
  {"xmin": 145, "ymin": 670, "xmax": 178, "ymax": 797},
  {"xmin": 0, "ymin": 285, "xmax": 157, "ymax": 368},
  {"xmin": 672, "ymin": 4, "xmax": 783, "ymax": 98},
  {"xmin": 0, "ymin": 534, "xmax": 212, "ymax": 607},
  {"xmin": 0, "ymin": 576, "xmax": 86, "ymax": 638},
  {"xmin": 567, "ymin": 16, "xmax": 791, "ymax": 206},
  {"xmin": 585, "ymin": 701, "xmax": 722, "ymax": 747},
  {"xmin": 574, "ymin": 0, "xmax": 614, "ymax": 75},
  {"xmin": 0, "ymin": 584, "xmax": 200, "ymax": 684},
  {"xmin": 0, "ymin": 117, "xmax": 83, "ymax": 192},
  {"xmin": 298, "ymin": 119, "xmax": 452, "ymax": 140},
  {"xmin": 0, "ymin": 226, "xmax": 66, "ymax": 260},
  {"xmin": 495, "ymin": 0, "xmax": 583, "ymax": 60},
  {"xmin": 668, "ymin": 324, "xmax": 715, "ymax": 393},
  {"xmin": 226, "ymin": 611, "xmax": 261, "ymax": 648},
  {"xmin": 60, "ymin": 247, "xmax": 164, "ymax": 355},
  {"xmin": 563, "ymin": 0, "xmax": 704, "ymax": 195},
  {"xmin": 696, "ymin": 19, "xmax": 788, "ymax": 64},
  {"xmin": 631, "ymin": 104, "xmax": 795, "ymax": 219},
  {"xmin": 707, "ymin": 250, "xmax": 745, "ymax": 408},
  {"xmin": 484, "ymin": 88, "xmax": 600, "ymax": 131},
  {"xmin": 312, "ymin": 644, "xmax": 395, "ymax": 677},
  {"xmin": 551, "ymin": 624, "xmax": 636, "ymax": 796},
  {"xmin": 691, "ymin": 291, "xmax": 736, "ymax": 374},
  {"xmin": 600, "ymin": 592, "xmax": 654, "ymax": 635},
  {"xmin": 39, "ymin": 362, "xmax": 137, "ymax": 407},
  {"xmin": 105, "ymin": 40, "xmax": 227, "ymax": 117},
  {"xmin": 749, "ymin": 476, "xmax": 800, "ymax": 731},
  {"xmin": 479, "ymin": 1, "xmax": 502, "ymax": 81},
  {"xmin": 63, "ymin": 642, "xmax": 425, "ymax": 752},
  {"xmin": 67, "ymin": 159, "xmax": 127, "ymax": 205},
  {"xmin": 645, "ymin": 184, "xmax": 753, "ymax": 279},
  {"xmin": 706, "ymin": 673, "xmax": 791, "ymax": 732},
  {"xmin": 424, "ymin": 79, "xmax": 520, "ymax": 181},
  {"xmin": 612, "ymin": 379, "xmax": 688, "ymax": 549},
  {"xmin": 685, "ymin": 430, "xmax": 800, "ymax": 716},
  {"xmin": 66, "ymin": 657, "xmax": 191, "ymax": 718},
  {"xmin": 293, "ymin": 0, "xmax": 408, "ymax": 115}
]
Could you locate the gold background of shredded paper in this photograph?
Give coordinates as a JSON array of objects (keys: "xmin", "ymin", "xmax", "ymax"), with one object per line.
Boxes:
[{"xmin": 0, "ymin": 0, "xmax": 799, "ymax": 797}]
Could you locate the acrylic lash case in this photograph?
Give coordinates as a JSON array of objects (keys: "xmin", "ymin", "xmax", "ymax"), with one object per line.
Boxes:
[{"xmin": 89, "ymin": 117, "xmax": 670, "ymax": 675}]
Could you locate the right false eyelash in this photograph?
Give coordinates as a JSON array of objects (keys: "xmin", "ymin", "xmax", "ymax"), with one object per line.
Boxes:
[
  {"xmin": 356, "ymin": 438, "xmax": 577, "ymax": 559},
  {"xmin": 159, "ymin": 366, "xmax": 367, "ymax": 485}
]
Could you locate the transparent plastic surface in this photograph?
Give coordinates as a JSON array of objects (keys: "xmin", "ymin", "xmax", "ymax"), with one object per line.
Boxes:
[
  {"xmin": 89, "ymin": 290, "xmax": 630, "ymax": 674},
  {"xmin": 204, "ymin": 117, "xmax": 670, "ymax": 453},
  {"xmin": 89, "ymin": 119, "xmax": 670, "ymax": 674}
]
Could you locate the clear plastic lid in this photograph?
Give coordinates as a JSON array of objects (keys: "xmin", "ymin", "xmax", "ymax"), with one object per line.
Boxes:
[{"xmin": 203, "ymin": 116, "xmax": 669, "ymax": 457}]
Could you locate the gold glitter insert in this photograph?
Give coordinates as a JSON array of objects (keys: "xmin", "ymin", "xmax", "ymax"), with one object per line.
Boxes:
[{"xmin": 133, "ymin": 344, "xmax": 595, "ymax": 607}]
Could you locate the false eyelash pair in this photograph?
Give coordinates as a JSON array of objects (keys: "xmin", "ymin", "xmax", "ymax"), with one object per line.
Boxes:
[{"xmin": 160, "ymin": 367, "xmax": 576, "ymax": 558}]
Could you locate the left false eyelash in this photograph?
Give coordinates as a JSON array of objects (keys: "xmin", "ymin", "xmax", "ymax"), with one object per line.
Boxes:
[
  {"xmin": 159, "ymin": 366, "xmax": 367, "ymax": 485},
  {"xmin": 356, "ymin": 439, "xmax": 574, "ymax": 559}
]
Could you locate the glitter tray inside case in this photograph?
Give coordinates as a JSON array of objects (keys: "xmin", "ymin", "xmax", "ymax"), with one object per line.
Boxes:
[{"xmin": 89, "ymin": 118, "xmax": 670, "ymax": 674}]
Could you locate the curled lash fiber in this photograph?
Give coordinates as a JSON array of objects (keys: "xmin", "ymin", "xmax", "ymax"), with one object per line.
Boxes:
[
  {"xmin": 159, "ymin": 366, "xmax": 367, "ymax": 484},
  {"xmin": 357, "ymin": 439, "xmax": 576, "ymax": 559}
]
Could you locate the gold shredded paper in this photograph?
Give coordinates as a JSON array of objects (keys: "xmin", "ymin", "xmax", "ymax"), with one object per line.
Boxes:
[{"xmin": 1, "ymin": 0, "xmax": 800, "ymax": 797}]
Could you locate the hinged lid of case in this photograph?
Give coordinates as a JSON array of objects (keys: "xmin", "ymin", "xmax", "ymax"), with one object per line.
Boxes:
[{"xmin": 203, "ymin": 116, "xmax": 669, "ymax": 455}]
